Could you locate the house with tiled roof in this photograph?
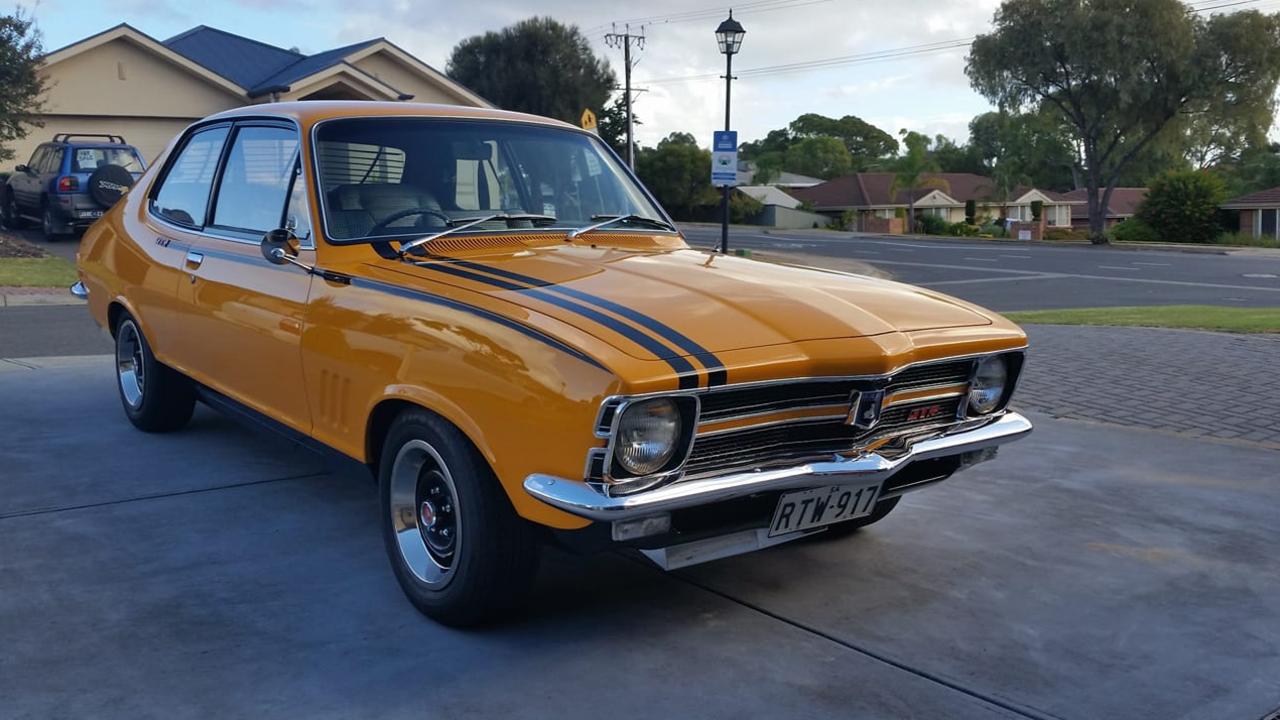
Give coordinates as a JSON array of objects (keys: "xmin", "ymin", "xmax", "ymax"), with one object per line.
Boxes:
[
  {"xmin": 789, "ymin": 172, "xmax": 1079, "ymax": 233},
  {"xmin": 1221, "ymin": 186, "xmax": 1280, "ymax": 240},
  {"xmin": 13, "ymin": 24, "xmax": 489, "ymax": 167},
  {"xmin": 1060, "ymin": 187, "xmax": 1147, "ymax": 229}
]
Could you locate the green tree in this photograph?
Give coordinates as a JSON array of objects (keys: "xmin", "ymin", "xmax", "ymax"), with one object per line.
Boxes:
[
  {"xmin": 784, "ymin": 136, "xmax": 852, "ymax": 179},
  {"xmin": 1137, "ymin": 170, "xmax": 1227, "ymax": 243},
  {"xmin": 596, "ymin": 96, "xmax": 636, "ymax": 158},
  {"xmin": 968, "ymin": 110, "xmax": 1077, "ymax": 191},
  {"xmin": 887, "ymin": 130, "xmax": 947, "ymax": 232},
  {"xmin": 447, "ymin": 18, "xmax": 616, "ymax": 124},
  {"xmin": 0, "ymin": 10, "xmax": 45, "ymax": 163},
  {"xmin": 635, "ymin": 133, "xmax": 716, "ymax": 219},
  {"xmin": 931, "ymin": 134, "xmax": 984, "ymax": 175},
  {"xmin": 789, "ymin": 113, "xmax": 898, "ymax": 169},
  {"xmin": 1217, "ymin": 143, "xmax": 1280, "ymax": 197},
  {"xmin": 967, "ymin": 1, "xmax": 1280, "ymax": 243},
  {"xmin": 738, "ymin": 128, "xmax": 792, "ymax": 159}
]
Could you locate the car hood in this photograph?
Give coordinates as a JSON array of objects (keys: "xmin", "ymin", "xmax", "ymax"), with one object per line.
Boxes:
[{"xmin": 376, "ymin": 245, "xmax": 993, "ymax": 360}]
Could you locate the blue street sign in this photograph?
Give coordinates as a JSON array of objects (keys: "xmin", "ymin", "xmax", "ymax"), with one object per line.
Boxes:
[{"xmin": 711, "ymin": 130, "xmax": 738, "ymax": 187}]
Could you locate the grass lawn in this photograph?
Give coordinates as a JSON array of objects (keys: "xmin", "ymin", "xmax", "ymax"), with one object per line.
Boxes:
[
  {"xmin": 1006, "ymin": 305, "xmax": 1280, "ymax": 334},
  {"xmin": 0, "ymin": 257, "xmax": 79, "ymax": 287}
]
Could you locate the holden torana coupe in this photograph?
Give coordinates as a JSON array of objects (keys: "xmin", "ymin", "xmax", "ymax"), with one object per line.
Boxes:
[{"xmin": 73, "ymin": 102, "xmax": 1031, "ymax": 625}]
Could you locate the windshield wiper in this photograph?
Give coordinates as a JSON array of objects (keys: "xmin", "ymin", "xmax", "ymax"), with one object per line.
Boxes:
[
  {"xmin": 396, "ymin": 213, "xmax": 559, "ymax": 257},
  {"xmin": 567, "ymin": 214, "xmax": 676, "ymax": 239}
]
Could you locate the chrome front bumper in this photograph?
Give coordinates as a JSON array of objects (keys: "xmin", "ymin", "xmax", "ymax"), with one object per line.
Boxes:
[{"xmin": 524, "ymin": 411, "xmax": 1033, "ymax": 521}]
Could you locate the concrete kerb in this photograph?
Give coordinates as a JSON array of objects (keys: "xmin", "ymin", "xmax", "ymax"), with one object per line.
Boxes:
[{"xmin": 0, "ymin": 287, "xmax": 84, "ymax": 307}]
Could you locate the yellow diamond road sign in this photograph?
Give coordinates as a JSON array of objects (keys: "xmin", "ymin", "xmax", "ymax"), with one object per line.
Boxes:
[{"xmin": 580, "ymin": 108, "xmax": 598, "ymax": 134}]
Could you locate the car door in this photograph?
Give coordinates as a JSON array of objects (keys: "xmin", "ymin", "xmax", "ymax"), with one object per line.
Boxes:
[
  {"xmin": 12, "ymin": 146, "xmax": 46, "ymax": 213},
  {"xmin": 172, "ymin": 120, "xmax": 315, "ymax": 432}
]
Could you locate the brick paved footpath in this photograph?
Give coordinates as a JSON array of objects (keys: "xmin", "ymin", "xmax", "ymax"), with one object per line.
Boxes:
[{"xmin": 1017, "ymin": 325, "xmax": 1280, "ymax": 447}]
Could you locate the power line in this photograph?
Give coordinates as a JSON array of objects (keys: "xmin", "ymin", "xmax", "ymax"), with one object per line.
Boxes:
[
  {"xmin": 637, "ymin": 0, "xmax": 1264, "ymax": 86},
  {"xmin": 605, "ymin": 24, "xmax": 647, "ymax": 168},
  {"xmin": 584, "ymin": 0, "xmax": 824, "ymax": 35}
]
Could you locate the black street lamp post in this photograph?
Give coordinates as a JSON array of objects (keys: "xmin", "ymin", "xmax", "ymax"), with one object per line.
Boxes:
[{"xmin": 715, "ymin": 11, "xmax": 744, "ymax": 255}]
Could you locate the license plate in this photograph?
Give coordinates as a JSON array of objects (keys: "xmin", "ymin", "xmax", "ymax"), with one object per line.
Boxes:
[
  {"xmin": 768, "ymin": 482, "xmax": 882, "ymax": 537},
  {"xmin": 79, "ymin": 210, "xmax": 102, "ymax": 219}
]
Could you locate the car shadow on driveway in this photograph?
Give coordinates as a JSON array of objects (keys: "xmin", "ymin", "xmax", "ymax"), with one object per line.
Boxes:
[{"xmin": 3, "ymin": 357, "xmax": 1279, "ymax": 720}]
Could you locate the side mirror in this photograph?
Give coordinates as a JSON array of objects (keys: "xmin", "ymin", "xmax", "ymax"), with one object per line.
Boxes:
[
  {"xmin": 261, "ymin": 228, "xmax": 313, "ymax": 273},
  {"xmin": 14, "ymin": 164, "xmax": 28, "ymax": 174}
]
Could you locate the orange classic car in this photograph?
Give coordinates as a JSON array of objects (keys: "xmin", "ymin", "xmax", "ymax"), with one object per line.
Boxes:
[{"xmin": 73, "ymin": 102, "xmax": 1031, "ymax": 625}]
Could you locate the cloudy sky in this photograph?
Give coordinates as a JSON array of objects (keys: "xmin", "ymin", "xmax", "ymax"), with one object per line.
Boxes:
[{"xmin": 29, "ymin": 0, "xmax": 1231, "ymax": 150}]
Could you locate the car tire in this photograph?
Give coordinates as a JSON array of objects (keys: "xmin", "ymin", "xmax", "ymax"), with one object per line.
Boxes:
[
  {"xmin": 41, "ymin": 200, "xmax": 63, "ymax": 241},
  {"xmin": 114, "ymin": 314, "xmax": 196, "ymax": 433},
  {"xmin": 379, "ymin": 407, "xmax": 540, "ymax": 626},
  {"xmin": 807, "ymin": 496, "xmax": 902, "ymax": 540},
  {"xmin": 0, "ymin": 190, "xmax": 21, "ymax": 229}
]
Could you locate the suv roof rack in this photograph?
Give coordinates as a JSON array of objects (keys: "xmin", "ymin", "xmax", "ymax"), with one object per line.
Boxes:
[{"xmin": 52, "ymin": 133, "xmax": 127, "ymax": 144}]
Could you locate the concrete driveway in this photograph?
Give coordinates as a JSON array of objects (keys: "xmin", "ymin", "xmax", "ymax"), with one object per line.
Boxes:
[{"xmin": 3, "ymin": 356, "xmax": 1278, "ymax": 719}]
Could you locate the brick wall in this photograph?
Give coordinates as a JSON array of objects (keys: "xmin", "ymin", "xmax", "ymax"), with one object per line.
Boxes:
[
  {"xmin": 1010, "ymin": 219, "xmax": 1046, "ymax": 240},
  {"xmin": 1239, "ymin": 209, "xmax": 1255, "ymax": 236},
  {"xmin": 862, "ymin": 216, "xmax": 904, "ymax": 234}
]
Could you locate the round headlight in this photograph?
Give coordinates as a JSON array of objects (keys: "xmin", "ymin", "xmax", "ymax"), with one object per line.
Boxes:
[
  {"xmin": 613, "ymin": 398, "xmax": 682, "ymax": 476},
  {"xmin": 968, "ymin": 355, "xmax": 1008, "ymax": 415}
]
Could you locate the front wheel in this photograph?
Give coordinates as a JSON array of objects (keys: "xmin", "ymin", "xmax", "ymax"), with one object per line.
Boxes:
[
  {"xmin": 379, "ymin": 408, "xmax": 539, "ymax": 626},
  {"xmin": 114, "ymin": 314, "xmax": 195, "ymax": 432},
  {"xmin": 0, "ymin": 190, "xmax": 21, "ymax": 229}
]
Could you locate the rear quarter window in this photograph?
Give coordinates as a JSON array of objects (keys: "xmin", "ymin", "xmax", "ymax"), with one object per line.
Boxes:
[{"xmin": 150, "ymin": 126, "xmax": 230, "ymax": 227}]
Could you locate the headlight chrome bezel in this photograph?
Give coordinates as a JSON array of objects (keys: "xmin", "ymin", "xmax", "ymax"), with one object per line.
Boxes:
[
  {"xmin": 599, "ymin": 394, "xmax": 700, "ymax": 492},
  {"xmin": 966, "ymin": 353, "xmax": 1019, "ymax": 417}
]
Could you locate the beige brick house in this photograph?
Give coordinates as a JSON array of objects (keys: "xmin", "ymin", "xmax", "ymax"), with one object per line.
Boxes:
[
  {"xmin": 1221, "ymin": 186, "xmax": 1280, "ymax": 240},
  {"xmin": 789, "ymin": 172, "xmax": 1078, "ymax": 232},
  {"xmin": 12, "ymin": 24, "xmax": 489, "ymax": 168}
]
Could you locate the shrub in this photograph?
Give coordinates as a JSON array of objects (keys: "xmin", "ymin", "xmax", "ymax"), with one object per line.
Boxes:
[
  {"xmin": 729, "ymin": 191, "xmax": 763, "ymax": 224},
  {"xmin": 1213, "ymin": 231, "xmax": 1280, "ymax": 248},
  {"xmin": 964, "ymin": 200, "xmax": 977, "ymax": 225},
  {"xmin": 1137, "ymin": 170, "xmax": 1227, "ymax": 243},
  {"xmin": 979, "ymin": 222, "xmax": 1008, "ymax": 238},
  {"xmin": 1043, "ymin": 227, "xmax": 1090, "ymax": 241},
  {"xmin": 917, "ymin": 213, "xmax": 949, "ymax": 235},
  {"xmin": 948, "ymin": 221, "xmax": 979, "ymax": 237},
  {"xmin": 1030, "ymin": 200, "xmax": 1043, "ymax": 221},
  {"xmin": 835, "ymin": 209, "xmax": 855, "ymax": 231},
  {"xmin": 1109, "ymin": 218, "xmax": 1160, "ymax": 243}
]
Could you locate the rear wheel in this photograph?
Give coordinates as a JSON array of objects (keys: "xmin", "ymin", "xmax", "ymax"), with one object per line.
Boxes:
[
  {"xmin": 41, "ymin": 200, "xmax": 64, "ymax": 241},
  {"xmin": 379, "ymin": 408, "xmax": 539, "ymax": 626},
  {"xmin": 114, "ymin": 314, "xmax": 195, "ymax": 432}
]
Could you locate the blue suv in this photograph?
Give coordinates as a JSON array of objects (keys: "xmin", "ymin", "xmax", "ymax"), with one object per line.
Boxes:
[{"xmin": 1, "ymin": 133, "xmax": 146, "ymax": 240}]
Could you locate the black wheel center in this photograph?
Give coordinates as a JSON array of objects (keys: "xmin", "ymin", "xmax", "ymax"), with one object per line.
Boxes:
[{"xmin": 415, "ymin": 469, "xmax": 456, "ymax": 560}]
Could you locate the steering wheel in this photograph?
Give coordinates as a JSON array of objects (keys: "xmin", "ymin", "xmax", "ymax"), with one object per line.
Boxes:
[{"xmin": 367, "ymin": 208, "xmax": 453, "ymax": 237}]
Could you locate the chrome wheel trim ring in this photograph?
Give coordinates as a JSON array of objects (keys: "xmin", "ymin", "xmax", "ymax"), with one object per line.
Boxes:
[
  {"xmin": 116, "ymin": 320, "xmax": 145, "ymax": 409},
  {"xmin": 389, "ymin": 439, "xmax": 461, "ymax": 587}
]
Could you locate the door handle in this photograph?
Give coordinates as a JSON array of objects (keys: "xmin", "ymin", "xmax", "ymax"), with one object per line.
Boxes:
[{"xmin": 185, "ymin": 251, "xmax": 204, "ymax": 270}]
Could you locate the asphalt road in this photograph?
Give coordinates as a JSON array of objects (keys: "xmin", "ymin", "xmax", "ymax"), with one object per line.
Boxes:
[
  {"xmin": 681, "ymin": 226, "xmax": 1280, "ymax": 311},
  {"xmin": 3, "ymin": 357, "xmax": 1278, "ymax": 719}
]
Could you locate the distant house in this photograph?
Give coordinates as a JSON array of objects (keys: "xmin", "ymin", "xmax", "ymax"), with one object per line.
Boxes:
[
  {"xmin": 789, "ymin": 172, "xmax": 1078, "ymax": 232},
  {"xmin": 1061, "ymin": 187, "xmax": 1147, "ymax": 229},
  {"xmin": 1221, "ymin": 187, "xmax": 1280, "ymax": 240},
  {"xmin": 16, "ymin": 24, "xmax": 489, "ymax": 166},
  {"xmin": 735, "ymin": 161, "xmax": 823, "ymax": 189},
  {"xmin": 735, "ymin": 185, "xmax": 831, "ymax": 229}
]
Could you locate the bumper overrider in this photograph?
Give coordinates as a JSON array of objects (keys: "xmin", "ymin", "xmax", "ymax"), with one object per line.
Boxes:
[{"xmin": 524, "ymin": 410, "xmax": 1032, "ymax": 521}]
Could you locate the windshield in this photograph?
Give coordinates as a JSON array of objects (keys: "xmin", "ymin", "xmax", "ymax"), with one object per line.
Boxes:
[
  {"xmin": 72, "ymin": 147, "xmax": 145, "ymax": 174},
  {"xmin": 313, "ymin": 117, "xmax": 668, "ymax": 242}
]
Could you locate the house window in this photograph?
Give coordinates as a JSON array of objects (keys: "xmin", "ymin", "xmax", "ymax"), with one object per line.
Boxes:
[{"xmin": 1261, "ymin": 208, "xmax": 1278, "ymax": 238}]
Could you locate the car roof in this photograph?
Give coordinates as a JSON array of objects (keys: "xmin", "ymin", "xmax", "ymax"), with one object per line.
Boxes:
[{"xmin": 204, "ymin": 101, "xmax": 581, "ymax": 132}]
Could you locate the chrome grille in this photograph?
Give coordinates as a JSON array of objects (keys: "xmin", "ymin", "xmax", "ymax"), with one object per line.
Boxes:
[
  {"xmin": 698, "ymin": 360, "xmax": 973, "ymax": 422},
  {"xmin": 683, "ymin": 396, "xmax": 964, "ymax": 478}
]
